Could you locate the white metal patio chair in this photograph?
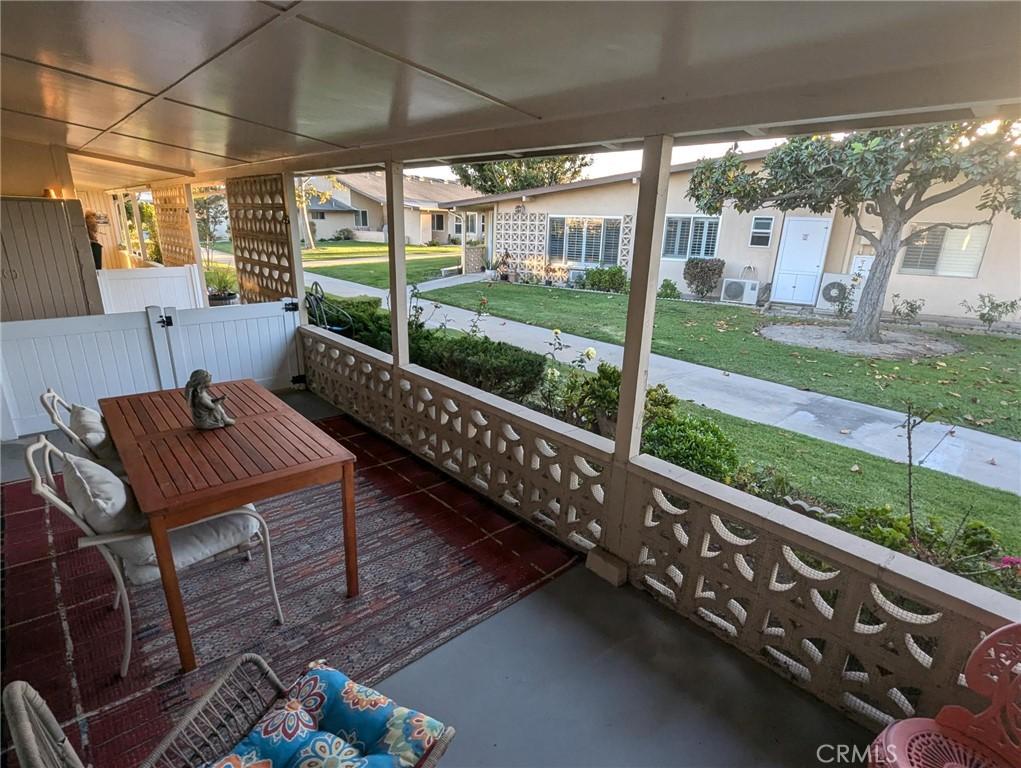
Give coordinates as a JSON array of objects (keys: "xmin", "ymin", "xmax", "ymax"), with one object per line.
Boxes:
[
  {"xmin": 39, "ymin": 388, "xmax": 125, "ymax": 477},
  {"xmin": 39, "ymin": 388, "xmax": 98, "ymax": 456},
  {"xmin": 24, "ymin": 436, "xmax": 285, "ymax": 678}
]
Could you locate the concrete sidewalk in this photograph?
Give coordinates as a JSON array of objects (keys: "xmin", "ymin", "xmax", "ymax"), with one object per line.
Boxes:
[{"xmin": 304, "ymin": 269, "xmax": 1021, "ymax": 494}]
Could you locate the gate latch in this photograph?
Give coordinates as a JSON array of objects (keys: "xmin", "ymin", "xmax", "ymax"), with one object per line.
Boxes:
[{"xmin": 158, "ymin": 314, "xmax": 174, "ymax": 327}]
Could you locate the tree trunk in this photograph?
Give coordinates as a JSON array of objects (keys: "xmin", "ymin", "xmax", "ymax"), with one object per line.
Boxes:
[
  {"xmin": 300, "ymin": 204, "xmax": 317, "ymax": 250},
  {"xmin": 847, "ymin": 220, "xmax": 902, "ymax": 343}
]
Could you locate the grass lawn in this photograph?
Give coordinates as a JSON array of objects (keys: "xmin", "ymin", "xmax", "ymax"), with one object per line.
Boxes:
[
  {"xmin": 210, "ymin": 239, "xmax": 460, "ymax": 261},
  {"xmin": 422, "ymin": 282, "xmax": 1021, "ymax": 440},
  {"xmin": 679, "ymin": 400, "xmax": 1020, "ymax": 552},
  {"xmin": 307, "ymin": 255, "xmax": 461, "ymax": 290}
]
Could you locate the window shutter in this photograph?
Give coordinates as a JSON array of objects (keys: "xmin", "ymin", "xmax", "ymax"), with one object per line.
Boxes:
[
  {"xmin": 902, "ymin": 227, "xmax": 946, "ymax": 273},
  {"xmin": 938, "ymin": 225, "xmax": 989, "ymax": 277},
  {"xmin": 549, "ymin": 216, "xmax": 565, "ymax": 259},
  {"xmin": 566, "ymin": 218, "xmax": 584, "ymax": 261},
  {"xmin": 602, "ymin": 219, "xmax": 621, "ymax": 265},
  {"xmin": 691, "ymin": 218, "xmax": 706, "ymax": 257},
  {"xmin": 663, "ymin": 217, "xmax": 679, "ymax": 257},
  {"xmin": 584, "ymin": 218, "xmax": 603, "ymax": 262}
]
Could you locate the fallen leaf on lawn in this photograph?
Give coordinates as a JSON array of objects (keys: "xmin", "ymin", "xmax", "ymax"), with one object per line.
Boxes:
[
  {"xmin": 822, "ymin": 372, "xmax": 833, "ymax": 377},
  {"xmin": 987, "ymin": 457, "xmax": 998, "ymax": 465},
  {"xmin": 948, "ymin": 392, "xmax": 961, "ymax": 398},
  {"xmin": 1001, "ymin": 401, "xmax": 1009, "ymax": 406},
  {"xmin": 850, "ymin": 464, "xmax": 862, "ymax": 474},
  {"xmin": 976, "ymin": 418, "xmax": 994, "ymax": 426},
  {"xmin": 938, "ymin": 379, "xmax": 951, "ymax": 384},
  {"xmin": 963, "ymin": 414, "xmax": 975, "ymax": 422},
  {"xmin": 839, "ymin": 429, "xmax": 851, "ymax": 435},
  {"xmin": 935, "ymin": 361, "xmax": 947, "ymax": 368}
]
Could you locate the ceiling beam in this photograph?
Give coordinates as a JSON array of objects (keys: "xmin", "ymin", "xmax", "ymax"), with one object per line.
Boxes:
[{"xmin": 70, "ymin": 149, "xmax": 196, "ymax": 177}]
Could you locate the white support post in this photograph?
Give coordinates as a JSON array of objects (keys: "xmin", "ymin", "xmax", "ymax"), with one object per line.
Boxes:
[
  {"xmin": 131, "ymin": 191, "xmax": 146, "ymax": 259},
  {"xmin": 614, "ymin": 135, "xmax": 673, "ymax": 460},
  {"xmin": 281, "ymin": 172, "xmax": 308, "ymax": 321},
  {"xmin": 385, "ymin": 160, "xmax": 409, "ymax": 367},
  {"xmin": 184, "ymin": 184, "xmax": 210, "ymax": 306}
]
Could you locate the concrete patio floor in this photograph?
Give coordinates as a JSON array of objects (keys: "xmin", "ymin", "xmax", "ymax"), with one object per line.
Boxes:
[
  {"xmin": 1, "ymin": 390, "xmax": 871, "ymax": 768},
  {"xmin": 305, "ymin": 270, "xmax": 1021, "ymax": 494}
]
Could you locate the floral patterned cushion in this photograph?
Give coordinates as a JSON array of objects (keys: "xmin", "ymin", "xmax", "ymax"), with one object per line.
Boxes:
[{"xmin": 212, "ymin": 663, "xmax": 445, "ymax": 768}]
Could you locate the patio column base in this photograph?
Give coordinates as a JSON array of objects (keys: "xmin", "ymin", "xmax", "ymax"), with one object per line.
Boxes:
[{"xmin": 585, "ymin": 547, "xmax": 628, "ymax": 587}]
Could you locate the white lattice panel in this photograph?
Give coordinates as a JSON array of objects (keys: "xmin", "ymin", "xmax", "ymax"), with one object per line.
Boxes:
[
  {"xmin": 226, "ymin": 174, "xmax": 297, "ymax": 303},
  {"xmin": 151, "ymin": 185, "xmax": 197, "ymax": 268},
  {"xmin": 493, "ymin": 211, "xmax": 547, "ymax": 270}
]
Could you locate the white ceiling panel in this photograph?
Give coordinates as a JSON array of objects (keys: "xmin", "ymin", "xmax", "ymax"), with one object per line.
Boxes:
[
  {"xmin": 69, "ymin": 152, "xmax": 176, "ymax": 190},
  {"xmin": 1, "ymin": 109, "xmax": 101, "ymax": 147},
  {"xmin": 115, "ymin": 99, "xmax": 338, "ymax": 162},
  {"xmin": 302, "ymin": 1, "xmax": 1019, "ymax": 121},
  {"xmin": 1, "ymin": 57, "xmax": 148, "ymax": 131},
  {"xmin": 164, "ymin": 17, "xmax": 530, "ymax": 148},
  {"xmin": 85, "ymin": 132, "xmax": 236, "ymax": 173},
  {"xmin": 0, "ymin": 1, "xmax": 277, "ymax": 94}
]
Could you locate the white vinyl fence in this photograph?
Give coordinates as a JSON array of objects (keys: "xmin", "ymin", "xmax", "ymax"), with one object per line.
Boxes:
[
  {"xmin": 96, "ymin": 265, "xmax": 206, "ymax": 314},
  {"xmin": 1, "ymin": 300, "xmax": 302, "ymax": 439}
]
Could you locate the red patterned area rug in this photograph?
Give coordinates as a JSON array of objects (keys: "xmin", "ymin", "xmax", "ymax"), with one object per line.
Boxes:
[{"xmin": 1, "ymin": 414, "xmax": 576, "ymax": 767}]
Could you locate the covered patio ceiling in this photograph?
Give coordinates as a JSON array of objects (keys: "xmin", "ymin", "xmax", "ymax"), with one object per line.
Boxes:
[{"xmin": 2, "ymin": 1, "xmax": 1019, "ymax": 189}]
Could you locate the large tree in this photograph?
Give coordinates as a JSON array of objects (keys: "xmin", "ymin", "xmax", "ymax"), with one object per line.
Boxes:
[
  {"xmin": 687, "ymin": 121, "xmax": 1020, "ymax": 342},
  {"xmin": 451, "ymin": 155, "xmax": 592, "ymax": 195},
  {"xmin": 193, "ymin": 192, "xmax": 228, "ymax": 263},
  {"xmin": 295, "ymin": 176, "xmax": 343, "ymax": 249}
]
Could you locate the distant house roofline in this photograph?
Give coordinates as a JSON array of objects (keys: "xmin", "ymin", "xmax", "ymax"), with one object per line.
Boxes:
[
  {"xmin": 337, "ymin": 172, "xmax": 476, "ymax": 210},
  {"xmin": 439, "ymin": 150, "xmax": 771, "ymax": 208}
]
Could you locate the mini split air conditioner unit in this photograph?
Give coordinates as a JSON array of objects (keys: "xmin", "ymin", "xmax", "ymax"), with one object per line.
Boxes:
[
  {"xmin": 720, "ymin": 278, "xmax": 759, "ymax": 305},
  {"xmin": 815, "ymin": 273, "xmax": 861, "ymax": 313}
]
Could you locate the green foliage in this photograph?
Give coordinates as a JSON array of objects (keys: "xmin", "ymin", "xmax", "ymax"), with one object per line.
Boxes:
[
  {"xmin": 336, "ymin": 228, "xmax": 354, "ymax": 241},
  {"xmin": 194, "ymin": 193, "xmax": 228, "ymax": 246},
  {"xmin": 581, "ymin": 266, "xmax": 629, "ymax": 293},
  {"xmin": 448, "ymin": 235, "xmax": 461, "ymax": 245},
  {"xmin": 732, "ymin": 464, "xmax": 800, "ymax": 506},
  {"xmin": 960, "ymin": 293, "xmax": 1021, "ymax": 330},
  {"xmin": 451, "ymin": 156, "xmax": 593, "ymax": 195},
  {"xmin": 683, "ymin": 258, "xmax": 725, "ymax": 298},
  {"xmin": 688, "ymin": 123, "xmax": 1021, "ymax": 219},
  {"xmin": 890, "ymin": 293, "xmax": 926, "ymax": 321},
  {"xmin": 657, "ymin": 279, "xmax": 681, "ymax": 299},
  {"xmin": 205, "ymin": 267, "xmax": 237, "ymax": 296},
  {"xmin": 641, "ymin": 411, "xmax": 739, "ymax": 483},
  {"xmin": 413, "ymin": 333, "xmax": 546, "ymax": 401}
]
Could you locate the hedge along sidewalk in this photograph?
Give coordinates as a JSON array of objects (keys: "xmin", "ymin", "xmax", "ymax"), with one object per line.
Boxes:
[{"xmin": 304, "ymin": 270, "xmax": 1019, "ymax": 494}]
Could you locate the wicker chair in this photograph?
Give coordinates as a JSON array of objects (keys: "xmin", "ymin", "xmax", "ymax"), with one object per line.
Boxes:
[
  {"xmin": 139, "ymin": 654, "xmax": 457, "ymax": 768},
  {"xmin": 1, "ymin": 681, "xmax": 85, "ymax": 768}
]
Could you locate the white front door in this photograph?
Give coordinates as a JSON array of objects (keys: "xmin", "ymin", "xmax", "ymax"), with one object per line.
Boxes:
[{"xmin": 771, "ymin": 218, "xmax": 831, "ymax": 304}]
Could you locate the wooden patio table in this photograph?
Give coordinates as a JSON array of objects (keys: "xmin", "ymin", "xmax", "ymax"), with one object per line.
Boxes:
[{"xmin": 99, "ymin": 379, "xmax": 357, "ymax": 673}]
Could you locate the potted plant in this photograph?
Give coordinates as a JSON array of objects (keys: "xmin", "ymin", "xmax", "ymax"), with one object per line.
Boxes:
[{"xmin": 206, "ymin": 268, "xmax": 239, "ymax": 306}]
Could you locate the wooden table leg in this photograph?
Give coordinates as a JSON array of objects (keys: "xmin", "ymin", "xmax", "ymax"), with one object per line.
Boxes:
[
  {"xmin": 150, "ymin": 515, "xmax": 196, "ymax": 672},
  {"xmin": 342, "ymin": 463, "xmax": 359, "ymax": 597}
]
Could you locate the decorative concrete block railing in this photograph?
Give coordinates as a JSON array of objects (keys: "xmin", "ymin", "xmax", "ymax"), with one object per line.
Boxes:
[
  {"xmin": 299, "ymin": 325, "xmax": 1019, "ymax": 731},
  {"xmin": 463, "ymin": 245, "xmax": 487, "ymax": 273}
]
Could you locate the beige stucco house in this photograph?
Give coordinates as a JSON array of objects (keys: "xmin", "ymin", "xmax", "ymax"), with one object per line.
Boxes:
[
  {"xmin": 443, "ymin": 154, "xmax": 1020, "ymax": 320},
  {"xmin": 309, "ymin": 173, "xmax": 480, "ymax": 246}
]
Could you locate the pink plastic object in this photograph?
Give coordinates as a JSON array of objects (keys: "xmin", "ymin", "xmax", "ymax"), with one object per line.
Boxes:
[{"xmin": 869, "ymin": 622, "xmax": 1021, "ymax": 768}]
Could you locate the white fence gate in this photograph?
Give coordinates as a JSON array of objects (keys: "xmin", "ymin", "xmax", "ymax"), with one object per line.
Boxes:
[
  {"xmin": 1, "ymin": 300, "xmax": 302, "ymax": 439},
  {"xmin": 96, "ymin": 265, "xmax": 206, "ymax": 314}
]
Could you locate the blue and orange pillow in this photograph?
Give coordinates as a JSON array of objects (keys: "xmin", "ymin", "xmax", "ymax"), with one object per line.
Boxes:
[{"xmin": 212, "ymin": 662, "xmax": 445, "ymax": 768}]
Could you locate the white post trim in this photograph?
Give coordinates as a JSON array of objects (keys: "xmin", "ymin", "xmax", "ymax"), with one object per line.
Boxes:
[
  {"xmin": 131, "ymin": 191, "xmax": 146, "ymax": 260},
  {"xmin": 613, "ymin": 135, "xmax": 673, "ymax": 461},
  {"xmin": 385, "ymin": 160, "xmax": 409, "ymax": 367}
]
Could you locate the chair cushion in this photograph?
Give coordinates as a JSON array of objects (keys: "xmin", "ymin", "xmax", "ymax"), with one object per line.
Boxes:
[
  {"xmin": 68, "ymin": 404, "xmax": 118, "ymax": 461},
  {"xmin": 121, "ymin": 507, "xmax": 260, "ymax": 585},
  {"xmin": 212, "ymin": 664, "xmax": 445, "ymax": 768},
  {"xmin": 63, "ymin": 454, "xmax": 145, "ymax": 535}
]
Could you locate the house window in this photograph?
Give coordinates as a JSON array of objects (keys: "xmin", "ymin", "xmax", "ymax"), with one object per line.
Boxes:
[
  {"xmin": 354, "ymin": 210, "xmax": 368, "ymax": 228},
  {"xmin": 454, "ymin": 218, "xmax": 462, "ymax": 235},
  {"xmin": 481, "ymin": 214, "xmax": 486, "ymax": 234},
  {"xmin": 547, "ymin": 215, "xmax": 621, "ymax": 266},
  {"xmin": 309, "ymin": 211, "xmax": 326, "ymax": 220},
  {"xmin": 431, "ymin": 213, "xmax": 445, "ymax": 231},
  {"xmin": 749, "ymin": 216, "xmax": 774, "ymax": 247},
  {"xmin": 663, "ymin": 215, "xmax": 720, "ymax": 258},
  {"xmin": 466, "ymin": 212, "xmax": 478, "ymax": 235},
  {"xmin": 900, "ymin": 223, "xmax": 990, "ymax": 277}
]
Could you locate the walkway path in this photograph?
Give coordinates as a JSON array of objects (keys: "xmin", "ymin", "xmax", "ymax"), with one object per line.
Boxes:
[{"xmin": 303, "ymin": 269, "xmax": 1021, "ymax": 494}]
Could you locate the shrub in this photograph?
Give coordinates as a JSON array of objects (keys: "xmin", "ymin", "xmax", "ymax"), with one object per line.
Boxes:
[
  {"xmin": 683, "ymin": 258, "xmax": 725, "ymax": 298},
  {"xmin": 449, "ymin": 236, "xmax": 461, "ymax": 245},
  {"xmin": 641, "ymin": 411, "xmax": 738, "ymax": 483},
  {"xmin": 890, "ymin": 293, "xmax": 925, "ymax": 321},
  {"xmin": 205, "ymin": 268, "xmax": 237, "ymax": 295},
  {"xmin": 414, "ymin": 332, "xmax": 545, "ymax": 401},
  {"xmin": 425, "ymin": 239, "xmax": 440, "ymax": 247},
  {"xmin": 960, "ymin": 293, "xmax": 1020, "ymax": 330},
  {"xmin": 336, "ymin": 228, "xmax": 353, "ymax": 241},
  {"xmin": 657, "ymin": 279, "xmax": 681, "ymax": 299},
  {"xmin": 582, "ymin": 265, "xmax": 629, "ymax": 293},
  {"xmin": 333, "ymin": 294, "xmax": 382, "ymax": 316}
]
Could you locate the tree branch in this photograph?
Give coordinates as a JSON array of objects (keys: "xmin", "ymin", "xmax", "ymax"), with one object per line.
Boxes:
[
  {"xmin": 852, "ymin": 211, "xmax": 880, "ymax": 248},
  {"xmin": 900, "ymin": 214, "xmax": 995, "ymax": 248},
  {"xmin": 907, "ymin": 178, "xmax": 981, "ymax": 216}
]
